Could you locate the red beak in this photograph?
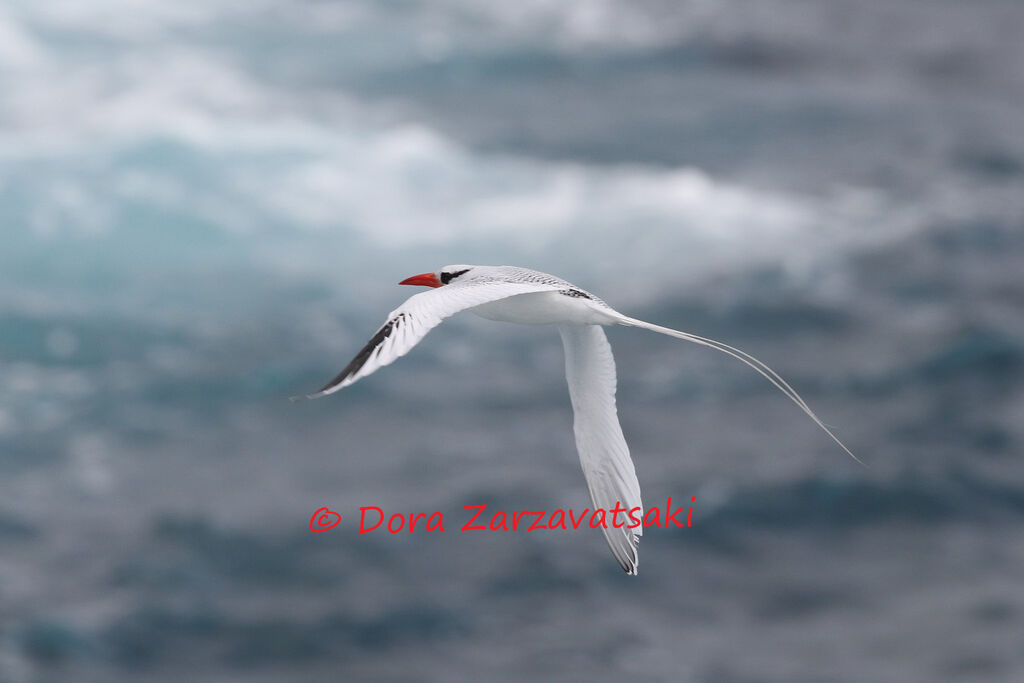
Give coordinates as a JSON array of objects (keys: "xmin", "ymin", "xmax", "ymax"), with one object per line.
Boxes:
[{"xmin": 398, "ymin": 272, "xmax": 443, "ymax": 288}]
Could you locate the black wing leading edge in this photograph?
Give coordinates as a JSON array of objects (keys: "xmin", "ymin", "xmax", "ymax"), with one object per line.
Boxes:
[
  {"xmin": 292, "ymin": 313, "xmax": 405, "ymax": 400},
  {"xmin": 291, "ymin": 277, "xmax": 572, "ymax": 403}
]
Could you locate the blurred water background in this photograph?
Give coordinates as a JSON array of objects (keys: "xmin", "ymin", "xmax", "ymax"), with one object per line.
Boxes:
[{"xmin": 2, "ymin": 1, "xmax": 1024, "ymax": 681}]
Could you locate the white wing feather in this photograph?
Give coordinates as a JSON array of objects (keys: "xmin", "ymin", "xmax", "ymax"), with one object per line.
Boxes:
[
  {"xmin": 559, "ymin": 324, "xmax": 643, "ymax": 575},
  {"xmin": 296, "ymin": 280, "xmax": 565, "ymax": 399}
]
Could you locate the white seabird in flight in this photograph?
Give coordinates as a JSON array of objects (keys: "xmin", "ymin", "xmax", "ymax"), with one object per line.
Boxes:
[{"xmin": 295, "ymin": 265, "xmax": 860, "ymax": 574}]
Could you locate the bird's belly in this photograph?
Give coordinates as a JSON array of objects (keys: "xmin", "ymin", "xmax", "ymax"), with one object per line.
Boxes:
[{"xmin": 472, "ymin": 292, "xmax": 615, "ymax": 325}]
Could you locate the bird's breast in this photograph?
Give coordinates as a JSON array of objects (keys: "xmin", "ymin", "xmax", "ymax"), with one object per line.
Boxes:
[{"xmin": 472, "ymin": 291, "xmax": 616, "ymax": 326}]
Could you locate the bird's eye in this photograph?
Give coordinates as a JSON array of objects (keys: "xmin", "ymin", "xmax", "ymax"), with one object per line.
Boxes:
[{"xmin": 440, "ymin": 269, "xmax": 469, "ymax": 285}]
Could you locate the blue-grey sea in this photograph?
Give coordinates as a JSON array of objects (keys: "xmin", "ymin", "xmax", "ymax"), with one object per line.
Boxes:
[{"xmin": 2, "ymin": 1, "xmax": 1023, "ymax": 681}]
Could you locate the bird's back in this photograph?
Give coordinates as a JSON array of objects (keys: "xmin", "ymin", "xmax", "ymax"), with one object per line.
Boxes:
[{"xmin": 466, "ymin": 266, "xmax": 618, "ymax": 325}]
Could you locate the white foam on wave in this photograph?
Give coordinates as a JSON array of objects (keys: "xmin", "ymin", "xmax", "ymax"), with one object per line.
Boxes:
[
  {"xmin": 240, "ymin": 122, "xmax": 823, "ymax": 252},
  {"xmin": 0, "ymin": 6, "xmax": 45, "ymax": 68},
  {"xmin": 0, "ymin": 0, "xmax": 919, "ymax": 302}
]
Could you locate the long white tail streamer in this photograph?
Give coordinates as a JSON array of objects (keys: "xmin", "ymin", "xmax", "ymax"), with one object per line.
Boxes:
[{"xmin": 615, "ymin": 315, "xmax": 865, "ymax": 467}]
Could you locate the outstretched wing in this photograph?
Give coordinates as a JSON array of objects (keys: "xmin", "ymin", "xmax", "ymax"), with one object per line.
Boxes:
[
  {"xmin": 296, "ymin": 281, "xmax": 565, "ymax": 400},
  {"xmin": 558, "ymin": 324, "xmax": 643, "ymax": 575}
]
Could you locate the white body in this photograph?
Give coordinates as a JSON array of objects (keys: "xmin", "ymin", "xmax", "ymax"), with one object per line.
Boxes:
[{"xmin": 473, "ymin": 291, "xmax": 619, "ymax": 326}]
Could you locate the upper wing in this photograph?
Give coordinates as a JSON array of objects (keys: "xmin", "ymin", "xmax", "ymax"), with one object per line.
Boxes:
[
  {"xmin": 558, "ymin": 324, "xmax": 643, "ymax": 575},
  {"xmin": 295, "ymin": 280, "xmax": 565, "ymax": 400}
]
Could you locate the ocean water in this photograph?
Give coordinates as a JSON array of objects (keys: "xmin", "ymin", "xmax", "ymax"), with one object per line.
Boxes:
[{"xmin": 2, "ymin": 1, "xmax": 1023, "ymax": 681}]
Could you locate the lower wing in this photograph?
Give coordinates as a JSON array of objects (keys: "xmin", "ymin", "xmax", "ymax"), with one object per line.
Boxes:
[{"xmin": 559, "ymin": 324, "xmax": 643, "ymax": 575}]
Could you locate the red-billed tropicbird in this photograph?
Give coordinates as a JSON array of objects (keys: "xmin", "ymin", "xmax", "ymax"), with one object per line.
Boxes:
[{"xmin": 295, "ymin": 265, "xmax": 859, "ymax": 574}]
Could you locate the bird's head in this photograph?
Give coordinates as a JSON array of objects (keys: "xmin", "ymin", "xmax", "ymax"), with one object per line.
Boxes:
[{"xmin": 398, "ymin": 265, "xmax": 475, "ymax": 288}]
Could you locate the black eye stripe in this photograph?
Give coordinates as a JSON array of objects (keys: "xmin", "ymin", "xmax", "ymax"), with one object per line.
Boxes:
[{"xmin": 440, "ymin": 269, "xmax": 469, "ymax": 285}]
